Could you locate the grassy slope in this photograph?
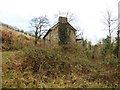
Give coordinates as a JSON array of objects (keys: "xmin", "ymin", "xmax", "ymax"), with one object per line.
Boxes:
[
  {"xmin": 2, "ymin": 50, "xmax": 101, "ymax": 88},
  {"xmin": 2, "ymin": 48, "xmax": 119, "ymax": 88},
  {"xmin": 1, "ymin": 26, "xmax": 119, "ymax": 88},
  {"xmin": 0, "ymin": 25, "xmax": 33, "ymax": 39},
  {"xmin": 1, "ymin": 25, "xmax": 35, "ymax": 51}
]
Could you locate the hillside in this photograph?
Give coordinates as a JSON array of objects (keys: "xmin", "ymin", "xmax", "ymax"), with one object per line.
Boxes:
[
  {"xmin": 0, "ymin": 23, "xmax": 34, "ymax": 51},
  {"xmin": 2, "ymin": 46, "xmax": 119, "ymax": 88},
  {"xmin": 1, "ymin": 24, "xmax": 120, "ymax": 88}
]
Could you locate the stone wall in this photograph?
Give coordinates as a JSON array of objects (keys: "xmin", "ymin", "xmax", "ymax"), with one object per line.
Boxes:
[
  {"xmin": 44, "ymin": 27, "xmax": 59, "ymax": 48},
  {"xmin": 43, "ymin": 17, "xmax": 76, "ymax": 48},
  {"xmin": 44, "ymin": 27, "xmax": 76, "ymax": 48}
]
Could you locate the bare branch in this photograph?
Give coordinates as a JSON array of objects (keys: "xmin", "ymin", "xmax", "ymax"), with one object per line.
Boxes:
[
  {"xmin": 30, "ymin": 15, "xmax": 50, "ymax": 44},
  {"xmin": 55, "ymin": 11, "xmax": 77, "ymax": 23},
  {"xmin": 102, "ymin": 9, "xmax": 117, "ymax": 39}
]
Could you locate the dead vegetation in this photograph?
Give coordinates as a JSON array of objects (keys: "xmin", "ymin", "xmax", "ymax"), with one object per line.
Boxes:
[
  {"xmin": 2, "ymin": 27, "xmax": 120, "ymax": 88},
  {"xmin": 2, "ymin": 46, "xmax": 119, "ymax": 88},
  {"xmin": 1, "ymin": 27, "xmax": 34, "ymax": 51}
]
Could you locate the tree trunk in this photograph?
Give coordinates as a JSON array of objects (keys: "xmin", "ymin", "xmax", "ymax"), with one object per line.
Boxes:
[{"xmin": 35, "ymin": 28, "xmax": 38, "ymax": 44}]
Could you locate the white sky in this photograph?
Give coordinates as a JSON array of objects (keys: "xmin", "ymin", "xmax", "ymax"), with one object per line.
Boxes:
[{"xmin": 0, "ymin": 0, "xmax": 119, "ymax": 44}]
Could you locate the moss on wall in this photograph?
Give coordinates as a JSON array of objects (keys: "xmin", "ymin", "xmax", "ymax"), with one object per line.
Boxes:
[{"xmin": 58, "ymin": 23, "xmax": 68, "ymax": 45}]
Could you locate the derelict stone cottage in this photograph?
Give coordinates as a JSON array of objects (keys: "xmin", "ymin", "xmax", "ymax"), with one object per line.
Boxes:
[{"xmin": 43, "ymin": 17, "xmax": 76, "ymax": 48}]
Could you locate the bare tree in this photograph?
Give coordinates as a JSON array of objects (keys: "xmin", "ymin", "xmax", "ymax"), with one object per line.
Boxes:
[
  {"xmin": 102, "ymin": 9, "xmax": 117, "ymax": 59},
  {"xmin": 75, "ymin": 26, "xmax": 83, "ymax": 40},
  {"xmin": 30, "ymin": 15, "xmax": 49, "ymax": 44},
  {"xmin": 54, "ymin": 11, "xmax": 77, "ymax": 23},
  {"xmin": 103, "ymin": 9, "xmax": 117, "ymax": 41}
]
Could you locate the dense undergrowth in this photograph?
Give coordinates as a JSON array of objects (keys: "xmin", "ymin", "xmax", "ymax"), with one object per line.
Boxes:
[
  {"xmin": 1, "ymin": 28, "xmax": 120, "ymax": 88},
  {"xmin": 2, "ymin": 45, "xmax": 119, "ymax": 88},
  {"xmin": 1, "ymin": 28, "xmax": 34, "ymax": 51}
]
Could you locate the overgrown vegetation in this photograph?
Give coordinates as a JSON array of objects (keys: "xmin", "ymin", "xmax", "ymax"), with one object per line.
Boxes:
[
  {"xmin": 1, "ymin": 28, "xmax": 34, "ymax": 51},
  {"xmin": 2, "ymin": 24, "xmax": 120, "ymax": 88},
  {"xmin": 114, "ymin": 30, "xmax": 120, "ymax": 58},
  {"xmin": 2, "ymin": 43, "xmax": 120, "ymax": 88}
]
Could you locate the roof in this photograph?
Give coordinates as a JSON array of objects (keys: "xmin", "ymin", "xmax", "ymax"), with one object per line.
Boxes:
[{"xmin": 43, "ymin": 22, "xmax": 76, "ymax": 39}]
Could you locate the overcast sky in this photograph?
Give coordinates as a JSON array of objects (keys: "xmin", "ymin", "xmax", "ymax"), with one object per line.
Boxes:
[{"xmin": 0, "ymin": 0, "xmax": 119, "ymax": 44}]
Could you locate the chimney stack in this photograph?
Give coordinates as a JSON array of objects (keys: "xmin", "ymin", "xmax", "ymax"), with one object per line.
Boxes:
[{"xmin": 58, "ymin": 16, "xmax": 68, "ymax": 23}]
